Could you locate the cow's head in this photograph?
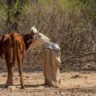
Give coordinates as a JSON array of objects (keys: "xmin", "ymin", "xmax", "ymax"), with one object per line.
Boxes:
[{"xmin": 27, "ymin": 26, "xmax": 50, "ymax": 51}]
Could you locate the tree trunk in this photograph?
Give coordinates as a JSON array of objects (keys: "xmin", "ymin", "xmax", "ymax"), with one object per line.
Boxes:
[{"xmin": 43, "ymin": 43, "xmax": 61, "ymax": 88}]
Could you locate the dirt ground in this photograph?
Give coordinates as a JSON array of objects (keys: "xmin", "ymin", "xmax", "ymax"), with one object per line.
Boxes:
[{"xmin": 0, "ymin": 71, "xmax": 96, "ymax": 96}]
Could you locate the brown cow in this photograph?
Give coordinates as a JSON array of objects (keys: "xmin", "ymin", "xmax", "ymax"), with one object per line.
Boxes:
[
  {"xmin": 0, "ymin": 32, "xmax": 34, "ymax": 88},
  {"xmin": 1, "ymin": 33, "xmax": 25, "ymax": 88},
  {"xmin": 0, "ymin": 26, "xmax": 50, "ymax": 88}
]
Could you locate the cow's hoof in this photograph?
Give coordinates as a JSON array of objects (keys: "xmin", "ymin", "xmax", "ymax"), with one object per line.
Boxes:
[
  {"xmin": 5, "ymin": 84, "xmax": 8, "ymax": 88},
  {"xmin": 21, "ymin": 86, "xmax": 25, "ymax": 89}
]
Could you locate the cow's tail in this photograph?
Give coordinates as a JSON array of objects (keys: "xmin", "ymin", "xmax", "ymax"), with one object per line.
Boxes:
[{"xmin": 11, "ymin": 34, "xmax": 16, "ymax": 66}]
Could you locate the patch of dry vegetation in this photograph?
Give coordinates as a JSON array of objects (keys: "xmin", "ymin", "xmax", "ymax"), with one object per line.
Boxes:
[{"xmin": 0, "ymin": 0, "xmax": 96, "ymax": 70}]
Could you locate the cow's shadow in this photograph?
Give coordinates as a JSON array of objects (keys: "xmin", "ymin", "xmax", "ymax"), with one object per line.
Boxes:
[
  {"xmin": 0, "ymin": 84, "xmax": 5, "ymax": 88},
  {"xmin": 0, "ymin": 83, "xmax": 45, "ymax": 89},
  {"xmin": 25, "ymin": 84, "xmax": 45, "ymax": 88}
]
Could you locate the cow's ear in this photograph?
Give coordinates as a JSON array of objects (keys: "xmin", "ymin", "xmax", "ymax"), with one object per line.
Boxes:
[{"xmin": 31, "ymin": 26, "xmax": 38, "ymax": 34}]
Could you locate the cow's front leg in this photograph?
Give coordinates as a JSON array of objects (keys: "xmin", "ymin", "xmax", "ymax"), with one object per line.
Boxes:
[{"xmin": 5, "ymin": 63, "xmax": 13, "ymax": 88}]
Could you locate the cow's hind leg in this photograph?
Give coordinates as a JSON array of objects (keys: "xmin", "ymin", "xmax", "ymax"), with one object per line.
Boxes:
[
  {"xmin": 5, "ymin": 62, "xmax": 13, "ymax": 88},
  {"xmin": 3, "ymin": 36, "xmax": 14, "ymax": 88},
  {"xmin": 15, "ymin": 38, "xmax": 25, "ymax": 89},
  {"xmin": 4, "ymin": 50, "xmax": 13, "ymax": 88},
  {"xmin": 17, "ymin": 56, "xmax": 24, "ymax": 89}
]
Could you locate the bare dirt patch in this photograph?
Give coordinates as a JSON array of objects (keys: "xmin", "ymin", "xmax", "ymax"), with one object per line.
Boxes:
[{"xmin": 0, "ymin": 71, "xmax": 96, "ymax": 96}]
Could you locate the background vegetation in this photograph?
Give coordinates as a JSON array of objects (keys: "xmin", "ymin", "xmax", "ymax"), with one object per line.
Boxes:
[{"xmin": 0, "ymin": 0, "xmax": 96, "ymax": 71}]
